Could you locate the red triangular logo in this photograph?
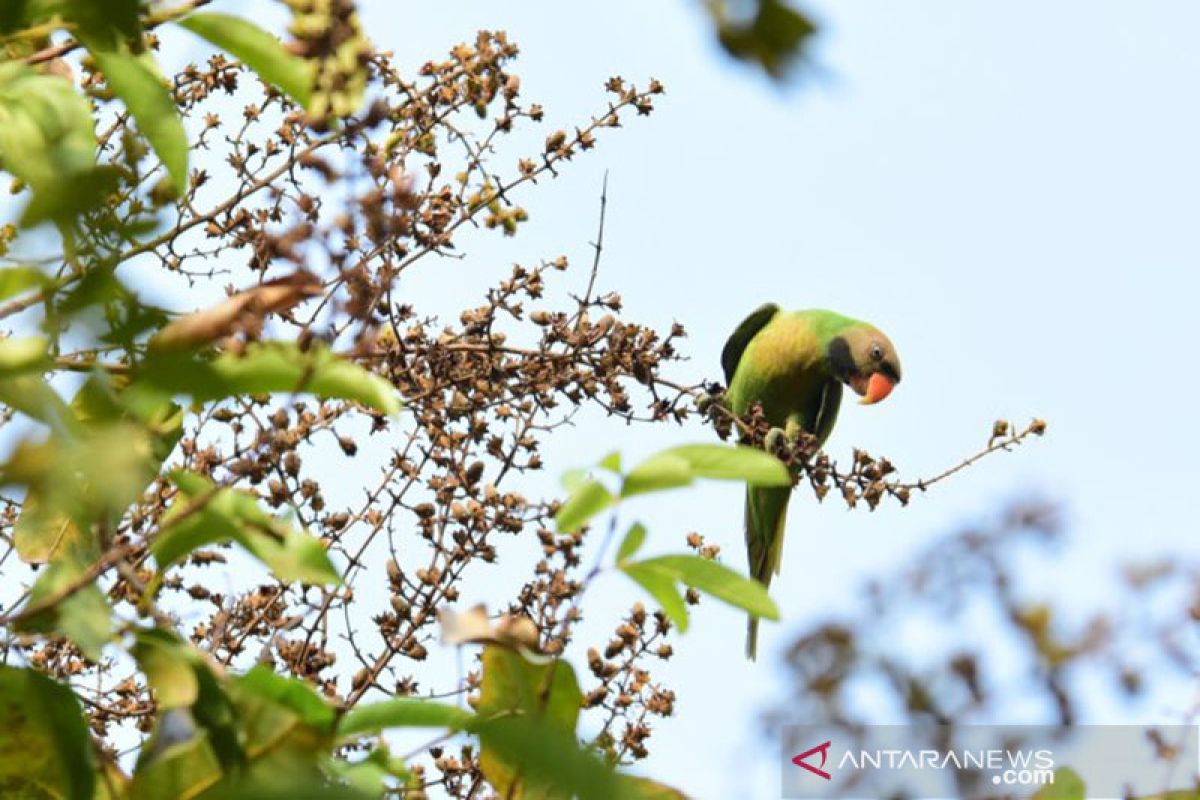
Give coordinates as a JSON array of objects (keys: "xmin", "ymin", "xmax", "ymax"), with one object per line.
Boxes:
[{"xmin": 792, "ymin": 740, "xmax": 832, "ymax": 780}]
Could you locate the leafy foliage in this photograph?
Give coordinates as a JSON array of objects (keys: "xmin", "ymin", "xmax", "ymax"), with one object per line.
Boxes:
[
  {"xmin": 337, "ymin": 698, "xmax": 471, "ymax": 739},
  {"xmin": 558, "ymin": 443, "xmax": 789, "ymax": 531},
  {"xmin": 708, "ymin": 0, "xmax": 819, "ymax": 78},
  {"xmin": 89, "ymin": 48, "xmax": 189, "ymax": 194},
  {"xmin": 1032, "ymin": 768, "xmax": 1086, "ymax": 800},
  {"xmin": 139, "ymin": 342, "xmax": 402, "ymax": 417},
  {"xmin": 0, "ymin": 666, "xmax": 95, "ymax": 800},
  {"xmin": 0, "ymin": 62, "xmax": 106, "ymax": 224},
  {"xmin": 178, "ymin": 13, "xmax": 314, "ymax": 109},
  {"xmin": 622, "ymin": 554, "xmax": 778, "ymax": 632},
  {"xmin": 622, "ymin": 443, "xmax": 789, "ymax": 498},
  {"xmin": 152, "ymin": 470, "xmax": 340, "ymax": 585}
]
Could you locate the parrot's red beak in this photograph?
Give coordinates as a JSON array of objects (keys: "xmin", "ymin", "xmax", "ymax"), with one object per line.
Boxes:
[{"xmin": 853, "ymin": 372, "xmax": 895, "ymax": 405}]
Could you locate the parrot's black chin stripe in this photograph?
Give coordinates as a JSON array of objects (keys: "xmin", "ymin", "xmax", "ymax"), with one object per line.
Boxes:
[{"xmin": 826, "ymin": 335, "xmax": 856, "ymax": 381}]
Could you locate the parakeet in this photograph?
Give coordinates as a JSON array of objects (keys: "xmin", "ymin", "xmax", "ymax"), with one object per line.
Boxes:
[{"xmin": 721, "ymin": 305, "xmax": 902, "ymax": 659}]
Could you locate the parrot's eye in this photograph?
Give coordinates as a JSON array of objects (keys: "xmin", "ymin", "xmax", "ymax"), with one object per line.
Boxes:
[{"xmin": 869, "ymin": 343, "xmax": 885, "ymax": 362}]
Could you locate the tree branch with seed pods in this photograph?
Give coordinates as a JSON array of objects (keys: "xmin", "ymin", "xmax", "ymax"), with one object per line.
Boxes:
[{"xmin": 0, "ymin": 5, "xmax": 1047, "ymax": 798}]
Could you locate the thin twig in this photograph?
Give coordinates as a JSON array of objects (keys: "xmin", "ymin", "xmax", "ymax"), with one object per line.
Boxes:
[
  {"xmin": 911, "ymin": 420, "xmax": 1046, "ymax": 492},
  {"xmin": 580, "ymin": 171, "xmax": 609, "ymax": 308}
]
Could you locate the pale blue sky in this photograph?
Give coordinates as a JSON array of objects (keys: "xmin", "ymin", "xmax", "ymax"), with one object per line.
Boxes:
[{"xmin": 18, "ymin": 1, "xmax": 1198, "ymax": 796}]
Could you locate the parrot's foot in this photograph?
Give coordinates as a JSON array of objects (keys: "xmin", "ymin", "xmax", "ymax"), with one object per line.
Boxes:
[{"xmin": 764, "ymin": 427, "xmax": 787, "ymax": 453}]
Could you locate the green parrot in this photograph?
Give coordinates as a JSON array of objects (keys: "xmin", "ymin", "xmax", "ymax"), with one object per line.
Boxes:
[{"xmin": 722, "ymin": 304, "xmax": 902, "ymax": 659}]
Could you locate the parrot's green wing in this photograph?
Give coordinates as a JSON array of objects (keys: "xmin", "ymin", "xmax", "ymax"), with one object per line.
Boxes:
[
  {"xmin": 721, "ymin": 302, "xmax": 780, "ymax": 385},
  {"xmin": 810, "ymin": 379, "xmax": 843, "ymax": 447}
]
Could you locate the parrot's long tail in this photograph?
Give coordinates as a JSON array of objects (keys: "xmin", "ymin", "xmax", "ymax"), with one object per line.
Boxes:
[
  {"xmin": 745, "ymin": 617, "xmax": 762, "ymax": 661},
  {"xmin": 744, "ymin": 485, "xmax": 791, "ymax": 660}
]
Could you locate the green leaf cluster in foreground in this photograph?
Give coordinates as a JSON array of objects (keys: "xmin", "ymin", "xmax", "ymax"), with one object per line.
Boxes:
[
  {"xmin": 0, "ymin": 637, "xmax": 686, "ymax": 799},
  {"xmin": 556, "ymin": 443, "xmax": 789, "ymax": 532},
  {"xmin": 1, "ymin": 337, "xmax": 399, "ymax": 654},
  {"xmin": 558, "ymin": 444, "xmax": 785, "ymax": 632},
  {"xmin": 0, "ymin": 6, "xmax": 315, "ymax": 226}
]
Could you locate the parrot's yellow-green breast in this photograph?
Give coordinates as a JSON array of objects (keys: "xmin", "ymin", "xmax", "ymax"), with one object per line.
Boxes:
[{"xmin": 728, "ymin": 312, "xmax": 834, "ymax": 426}]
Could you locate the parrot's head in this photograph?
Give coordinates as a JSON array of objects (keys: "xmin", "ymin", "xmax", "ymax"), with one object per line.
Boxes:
[{"xmin": 827, "ymin": 325, "xmax": 902, "ymax": 406}]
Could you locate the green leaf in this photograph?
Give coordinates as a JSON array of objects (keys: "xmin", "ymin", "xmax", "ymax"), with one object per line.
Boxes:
[
  {"xmin": 12, "ymin": 496, "xmax": 88, "ymax": 565},
  {"xmin": 621, "ymin": 444, "xmax": 790, "ymax": 498},
  {"xmin": 132, "ymin": 732, "xmax": 370, "ymax": 800},
  {"xmin": 0, "ymin": 3, "xmax": 38, "ymax": 36},
  {"xmin": 150, "ymin": 473, "xmax": 246, "ymax": 567},
  {"xmin": 0, "ymin": 64, "xmax": 97, "ymax": 185},
  {"xmin": 56, "ymin": 0, "xmax": 141, "ymax": 50},
  {"xmin": 637, "ymin": 555, "xmax": 779, "ymax": 621},
  {"xmin": 68, "ymin": 371, "xmax": 185, "ymax": 462},
  {"xmin": 0, "ymin": 64, "xmax": 107, "ymax": 224},
  {"xmin": 3, "ymin": 422, "xmax": 159, "ymax": 537},
  {"xmin": 8, "ymin": 379, "xmax": 182, "ymax": 568},
  {"xmin": 0, "ymin": 266, "xmax": 47, "ymax": 300},
  {"xmin": 615, "ymin": 522, "xmax": 647, "ymax": 564},
  {"xmin": 0, "ymin": 336, "xmax": 48, "ymax": 377},
  {"xmin": 133, "ymin": 629, "xmax": 200, "ymax": 710},
  {"xmin": 236, "ymin": 667, "xmax": 335, "ymax": 733},
  {"xmin": 620, "ymin": 775, "xmax": 689, "ymax": 800},
  {"xmin": 22, "ymin": 166, "xmax": 121, "ymax": 225},
  {"xmin": 621, "ymin": 562, "xmax": 689, "ymax": 633},
  {"xmin": 597, "ymin": 451, "xmax": 622, "ymax": 473},
  {"xmin": 130, "ymin": 649, "xmax": 243, "ymax": 797},
  {"xmin": 134, "ymin": 666, "xmax": 346, "ymax": 799},
  {"xmin": 129, "ymin": 729, "xmax": 222, "ymax": 800},
  {"xmin": 328, "ymin": 746, "xmax": 409, "ymax": 796},
  {"xmin": 227, "ymin": 669, "xmax": 335, "ymax": 759},
  {"xmin": 1032, "ymin": 767, "xmax": 1086, "ymax": 800},
  {"xmin": 7, "ymin": 430, "xmax": 123, "ymax": 569},
  {"xmin": 252, "ymin": 523, "xmax": 342, "ymax": 586},
  {"xmin": 93, "ymin": 762, "xmax": 130, "ymax": 800},
  {"xmin": 660, "ymin": 444, "xmax": 790, "ymax": 486},
  {"xmin": 621, "ymin": 452, "xmax": 692, "ymax": 498},
  {"xmin": 475, "ymin": 716, "xmax": 627, "ymax": 800},
  {"xmin": 560, "ymin": 467, "xmax": 588, "ymax": 493},
  {"xmin": 88, "ymin": 48, "xmax": 189, "ymax": 195},
  {"xmin": 475, "ymin": 646, "xmax": 582, "ymax": 730},
  {"xmin": 712, "ymin": 0, "xmax": 818, "ymax": 79},
  {"xmin": 475, "ymin": 646, "xmax": 588, "ymax": 799},
  {"xmin": 212, "ymin": 760, "xmax": 374, "ymax": 799},
  {"xmin": 0, "ymin": 666, "xmax": 95, "ymax": 800},
  {"xmin": 153, "ymin": 470, "xmax": 340, "ymax": 586},
  {"xmin": 190, "ymin": 663, "xmax": 243, "ymax": 771},
  {"xmin": 179, "ymin": 13, "xmax": 314, "ymax": 108},
  {"xmin": 138, "ymin": 342, "xmax": 402, "ymax": 417},
  {"xmin": 0, "ymin": 375, "xmax": 76, "ymax": 435},
  {"xmin": 337, "ymin": 698, "xmax": 472, "ymax": 739},
  {"xmin": 555, "ymin": 478, "xmax": 615, "ymax": 533}
]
